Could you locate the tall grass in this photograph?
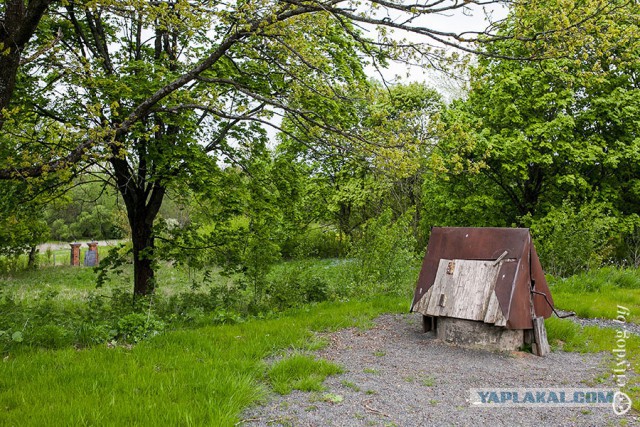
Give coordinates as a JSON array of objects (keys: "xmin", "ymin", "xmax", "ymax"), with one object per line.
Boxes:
[
  {"xmin": 0, "ymin": 296, "xmax": 407, "ymax": 426},
  {"xmin": 548, "ymin": 266, "xmax": 640, "ymax": 323},
  {"xmin": 268, "ymin": 354, "xmax": 343, "ymax": 394},
  {"xmin": 0, "ymin": 254, "xmax": 419, "ymax": 354}
]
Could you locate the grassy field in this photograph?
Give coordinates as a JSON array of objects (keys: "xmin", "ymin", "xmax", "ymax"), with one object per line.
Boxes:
[
  {"xmin": 1, "ymin": 297, "xmax": 407, "ymax": 426},
  {"xmin": 548, "ymin": 267, "xmax": 640, "ymax": 323},
  {"xmin": 0, "ymin": 261, "xmax": 232, "ymax": 302},
  {"xmin": 1, "ymin": 260, "xmax": 639, "ymax": 423}
]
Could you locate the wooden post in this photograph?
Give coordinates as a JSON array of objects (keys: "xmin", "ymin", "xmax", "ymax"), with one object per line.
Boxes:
[
  {"xmin": 529, "ymin": 275, "xmax": 550, "ymax": 356},
  {"xmin": 532, "ymin": 316, "xmax": 550, "ymax": 356}
]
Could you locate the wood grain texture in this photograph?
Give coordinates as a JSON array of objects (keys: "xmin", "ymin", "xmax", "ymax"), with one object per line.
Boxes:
[{"xmin": 418, "ymin": 259, "xmax": 510, "ymax": 325}]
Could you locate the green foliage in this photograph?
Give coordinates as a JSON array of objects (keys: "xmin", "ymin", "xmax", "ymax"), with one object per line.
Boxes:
[
  {"xmin": 420, "ymin": 169, "xmax": 509, "ymax": 230},
  {"xmin": 280, "ymin": 227, "xmax": 348, "ymax": 260},
  {"xmin": 0, "ymin": 186, "xmax": 49, "ymax": 265},
  {"xmin": 527, "ymin": 202, "xmax": 632, "ymax": 276},
  {"xmin": 0, "ymin": 251, "xmax": 421, "ymax": 354},
  {"xmin": 422, "ymin": 0, "xmax": 640, "ymax": 275},
  {"xmin": 277, "ymin": 81, "xmax": 442, "ymax": 256},
  {"xmin": 268, "ymin": 354, "xmax": 343, "ymax": 395},
  {"xmin": 264, "ymin": 260, "xmax": 341, "ymax": 310},
  {"xmin": 95, "ymin": 243, "xmax": 133, "ymax": 287},
  {"xmin": 350, "ymin": 209, "xmax": 419, "ymax": 294},
  {"xmin": 116, "ymin": 312, "xmax": 165, "ymax": 344},
  {"xmin": 44, "ymin": 179, "xmax": 127, "ymax": 241}
]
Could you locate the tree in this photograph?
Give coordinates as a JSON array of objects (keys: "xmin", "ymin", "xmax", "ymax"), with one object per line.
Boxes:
[
  {"xmin": 278, "ymin": 82, "xmax": 442, "ymax": 249},
  {"xmin": 428, "ymin": 0, "xmax": 640, "ymax": 267},
  {"xmin": 0, "ymin": 0, "xmax": 56, "ymax": 123},
  {"xmin": 0, "ymin": 0, "xmax": 625, "ymax": 295},
  {"xmin": 0, "ymin": 182, "xmax": 49, "ymax": 268}
]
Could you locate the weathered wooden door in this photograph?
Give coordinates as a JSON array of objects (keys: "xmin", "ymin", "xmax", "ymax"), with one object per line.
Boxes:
[{"xmin": 413, "ymin": 259, "xmax": 511, "ymax": 326}]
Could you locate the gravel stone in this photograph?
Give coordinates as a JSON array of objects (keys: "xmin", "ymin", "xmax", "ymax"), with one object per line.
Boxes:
[
  {"xmin": 241, "ymin": 313, "xmax": 638, "ymax": 427},
  {"xmin": 558, "ymin": 310, "xmax": 640, "ymax": 336}
]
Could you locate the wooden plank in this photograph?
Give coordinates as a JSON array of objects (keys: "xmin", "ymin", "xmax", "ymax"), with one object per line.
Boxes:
[
  {"xmin": 411, "ymin": 288, "xmax": 431, "ymax": 315},
  {"xmin": 418, "ymin": 259, "xmax": 510, "ymax": 326},
  {"xmin": 483, "ymin": 292, "xmax": 501, "ymax": 324},
  {"xmin": 439, "ymin": 259, "xmax": 460, "ymax": 317},
  {"xmin": 532, "ymin": 316, "xmax": 550, "ymax": 356},
  {"xmin": 494, "ymin": 309, "xmax": 508, "ymax": 327},
  {"xmin": 426, "ymin": 259, "xmax": 452, "ymax": 317},
  {"xmin": 447, "ymin": 260, "xmax": 500, "ymax": 321},
  {"xmin": 419, "ymin": 259, "xmax": 448, "ymax": 316}
]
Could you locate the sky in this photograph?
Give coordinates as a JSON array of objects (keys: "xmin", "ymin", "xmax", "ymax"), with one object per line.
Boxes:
[
  {"xmin": 367, "ymin": 2, "xmax": 510, "ymax": 99},
  {"xmin": 261, "ymin": 1, "xmax": 511, "ymax": 145}
]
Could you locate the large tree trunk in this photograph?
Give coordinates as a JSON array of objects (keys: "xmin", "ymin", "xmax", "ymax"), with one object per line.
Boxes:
[
  {"xmin": 131, "ymin": 219, "xmax": 155, "ymax": 296},
  {"xmin": 126, "ymin": 185, "xmax": 165, "ymax": 296},
  {"xmin": 111, "ymin": 154, "xmax": 166, "ymax": 297}
]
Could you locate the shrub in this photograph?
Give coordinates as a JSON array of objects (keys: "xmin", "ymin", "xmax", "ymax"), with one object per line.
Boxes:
[
  {"xmin": 116, "ymin": 312, "xmax": 165, "ymax": 343},
  {"xmin": 349, "ymin": 208, "xmax": 418, "ymax": 294},
  {"xmin": 529, "ymin": 201, "xmax": 625, "ymax": 277},
  {"xmin": 281, "ymin": 227, "xmax": 349, "ymax": 259},
  {"xmin": 264, "ymin": 259, "xmax": 345, "ymax": 311}
]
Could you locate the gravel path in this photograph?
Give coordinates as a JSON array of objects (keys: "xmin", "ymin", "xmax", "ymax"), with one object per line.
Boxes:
[
  {"xmin": 558, "ymin": 310, "xmax": 640, "ymax": 336},
  {"xmin": 241, "ymin": 313, "xmax": 637, "ymax": 427}
]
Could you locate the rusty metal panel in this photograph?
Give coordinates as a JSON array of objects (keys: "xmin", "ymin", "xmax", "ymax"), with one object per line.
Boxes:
[
  {"xmin": 506, "ymin": 249, "xmax": 535, "ymax": 329},
  {"xmin": 494, "ymin": 260, "xmax": 519, "ymax": 321},
  {"xmin": 411, "ymin": 227, "xmax": 553, "ymax": 330},
  {"xmin": 531, "ymin": 245, "xmax": 553, "ymax": 318}
]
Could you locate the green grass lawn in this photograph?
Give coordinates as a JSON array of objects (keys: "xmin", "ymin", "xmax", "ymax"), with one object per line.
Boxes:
[
  {"xmin": 1, "ymin": 260, "xmax": 639, "ymax": 422},
  {"xmin": 0, "ymin": 296, "xmax": 407, "ymax": 426},
  {"xmin": 548, "ymin": 267, "xmax": 640, "ymax": 323}
]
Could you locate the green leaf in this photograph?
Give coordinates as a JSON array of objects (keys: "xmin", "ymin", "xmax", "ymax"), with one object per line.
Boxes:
[{"xmin": 11, "ymin": 331, "xmax": 24, "ymax": 342}]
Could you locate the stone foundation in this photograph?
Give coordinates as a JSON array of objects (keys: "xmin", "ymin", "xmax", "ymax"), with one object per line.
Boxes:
[{"xmin": 434, "ymin": 317, "xmax": 525, "ymax": 352}]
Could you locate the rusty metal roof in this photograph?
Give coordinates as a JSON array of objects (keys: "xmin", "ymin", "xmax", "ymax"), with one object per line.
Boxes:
[{"xmin": 410, "ymin": 227, "xmax": 553, "ymax": 330}]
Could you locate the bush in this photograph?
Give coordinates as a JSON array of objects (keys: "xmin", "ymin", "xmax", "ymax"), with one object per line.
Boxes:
[
  {"xmin": 281, "ymin": 228, "xmax": 349, "ymax": 259},
  {"xmin": 116, "ymin": 312, "xmax": 165, "ymax": 343},
  {"xmin": 528, "ymin": 201, "xmax": 625, "ymax": 277},
  {"xmin": 349, "ymin": 208, "xmax": 419, "ymax": 294},
  {"xmin": 265, "ymin": 262, "xmax": 332, "ymax": 311}
]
